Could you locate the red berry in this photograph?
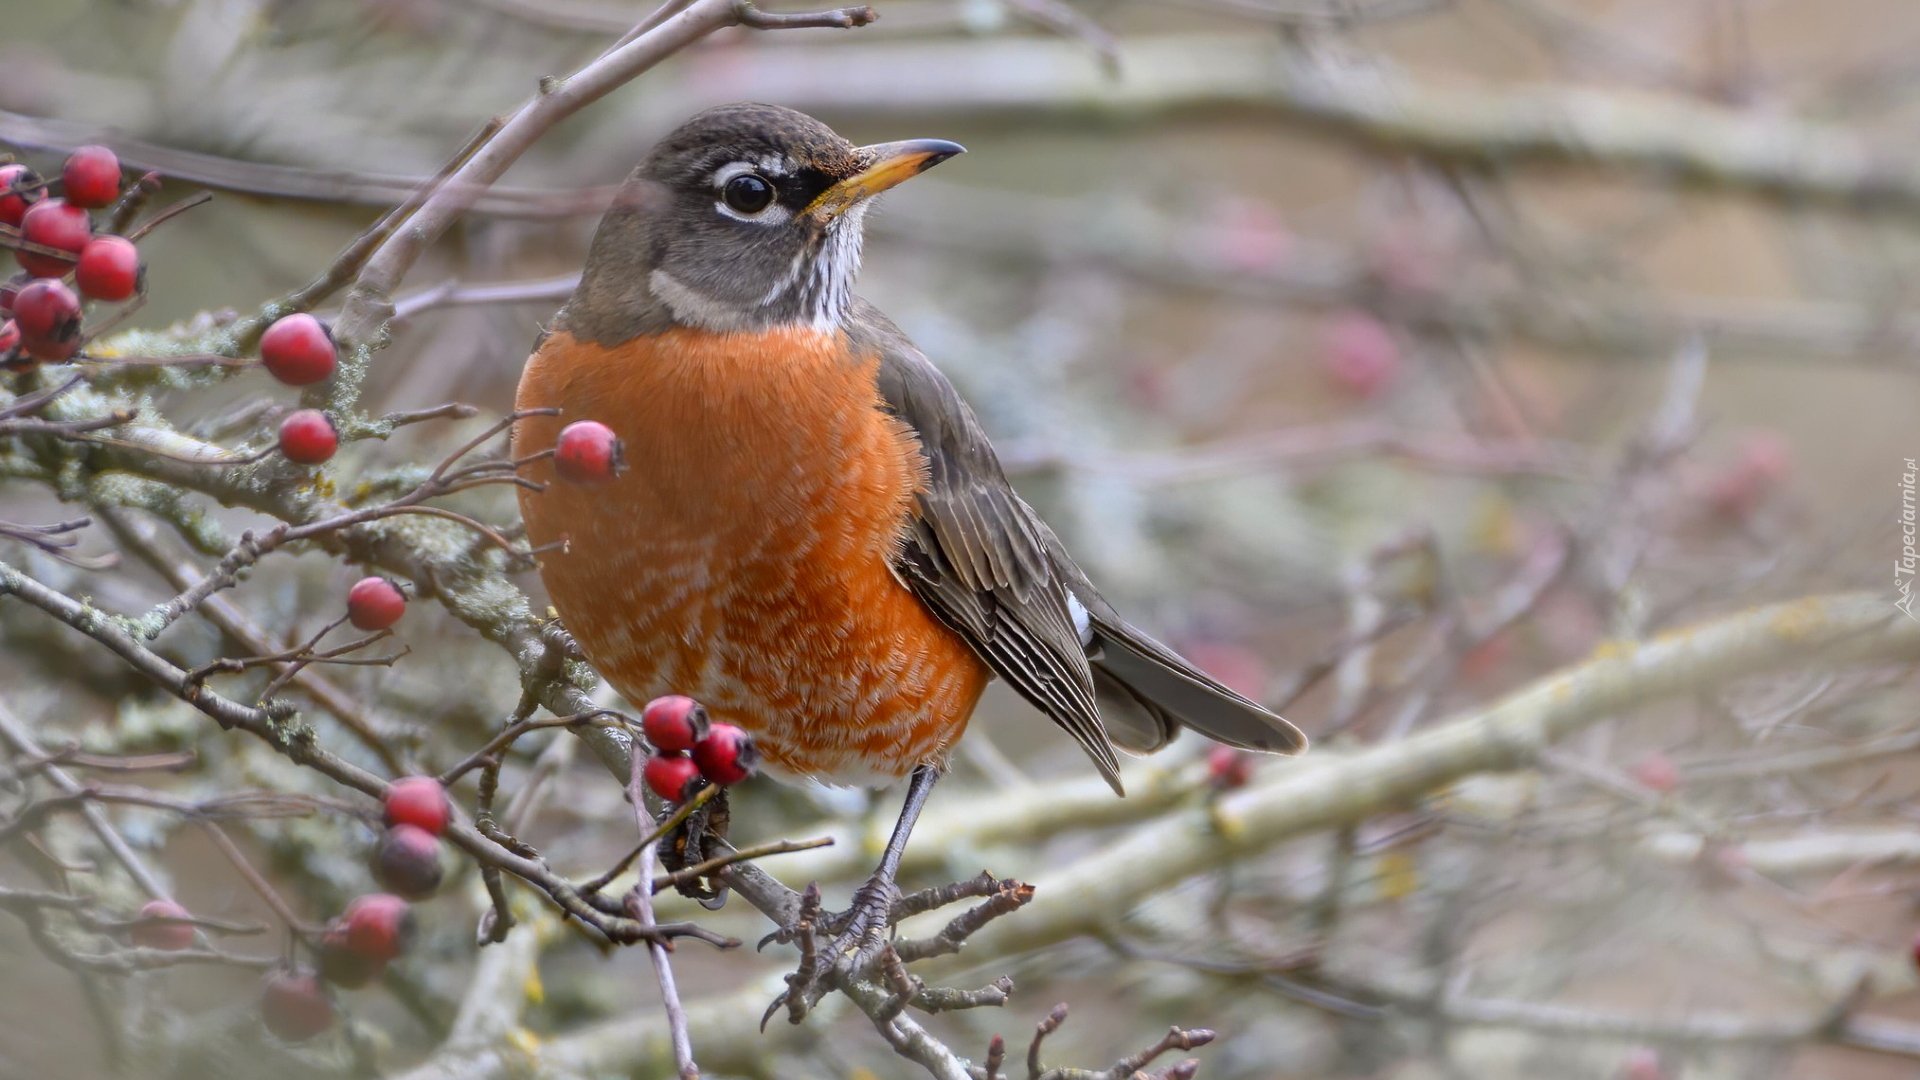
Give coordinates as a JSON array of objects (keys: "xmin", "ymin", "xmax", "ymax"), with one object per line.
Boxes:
[
  {"xmin": 1459, "ymin": 631, "xmax": 1513, "ymax": 680},
  {"xmin": 340, "ymin": 892, "xmax": 414, "ymax": 963},
  {"xmin": 0, "ymin": 319, "xmax": 18, "ymax": 359},
  {"xmin": 372, "ymin": 823, "xmax": 444, "ymax": 900},
  {"xmin": 1206, "ymin": 745, "xmax": 1255, "ymax": 790},
  {"xmin": 12, "ymin": 279, "xmax": 82, "ymax": 361},
  {"xmin": 347, "ymin": 576, "xmax": 407, "ymax": 632},
  {"xmin": 0, "ymin": 165, "xmax": 45, "ymax": 228},
  {"xmin": 259, "ymin": 312, "xmax": 337, "ymax": 385},
  {"xmin": 644, "ymin": 752, "xmax": 703, "ymax": 802},
  {"xmin": 12, "ymin": 278, "xmax": 79, "ymax": 338},
  {"xmin": 16, "ymin": 198, "xmax": 91, "ymax": 278},
  {"xmin": 1707, "ymin": 432, "xmax": 1792, "ymax": 519},
  {"xmin": 554, "ymin": 420, "xmax": 624, "ymax": 484},
  {"xmin": 130, "ymin": 898, "xmax": 196, "ymax": 950},
  {"xmin": 690, "ymin": 723, "xmax": 758, "ymax": 787},
  {"xmin": 1714, "ymin": 843, "xmax": 1748, "ymax": 874},
  {"xmin": 1207, "ymin": 198, "xmax": 1290, "ymax": 271},
  {"xmin": 73, "ymin": 236, "xmax": 142, "ymax": 302},
  {"xmin": 1736, "ymin": 432, "xmax": 1792, "ymax": 486},
  {"xmin": 316, "ymin": 922, "xmax": 382, "ymax": 989},
  {"xmin": 1319, "ymin": 309, "xmax": 1401, "ymax": 399},
  {"xmin": 278, "ymin": 409, "xmax": 338, "ymax": 464},
  {"xmin": 261, "ymin": 967, "xmax": 334, "ymax": 1041},
  {"xmin": 1631, "ymin": 752, "xmax": 1682, "ymax": 794},
  {"xmin": 642, "ymin": 695, "xmax": 708, "ymax": 754},
  {"xmin": 383, "ymin": 775, "xmax": 448, "ymax": 835},
  {"xmin": 61, "ymin": 145, "xmax": 121, "ymax": 209},
  {"xmin": 1620, "ymin": 1047, "xmax": 1665, "ymax": 1080},
  {"xmin": 1368, "ymin": 234, "xmax": 1443, "ymax": 296}
]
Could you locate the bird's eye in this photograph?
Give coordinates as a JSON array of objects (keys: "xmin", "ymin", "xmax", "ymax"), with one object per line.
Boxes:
[{"xmin": 721, "ymin": 174, "xmax": 774, "ymax": 214}]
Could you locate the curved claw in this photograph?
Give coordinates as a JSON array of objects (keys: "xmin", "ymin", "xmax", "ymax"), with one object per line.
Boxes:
[{"xmin": 759, "ymin": 992, "xmax": 788, "ymax": 1032}]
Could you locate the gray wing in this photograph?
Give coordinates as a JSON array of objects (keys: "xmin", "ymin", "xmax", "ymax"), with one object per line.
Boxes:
[
  {"xmin": 856, "ymin": 301, "xmax": 1306, "ymax": 795},
  {"xmin": 858, "ymin": 303, "xmax": 1125, "ymax": 794}
]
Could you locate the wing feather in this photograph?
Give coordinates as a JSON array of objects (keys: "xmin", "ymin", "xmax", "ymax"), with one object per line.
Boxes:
[
  {"xmin": 860, "ymin": 303, "xmax": 1123, "ymax": 793},
  {"xmin": 856, "ymin": 299, "xmax": 1304, "ymax": 791}
]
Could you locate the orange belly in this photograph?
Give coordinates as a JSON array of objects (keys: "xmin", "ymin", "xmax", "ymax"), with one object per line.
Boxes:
[{"xmin": 513, "ymin": 327, "xmax": 989, "ymax": 784}]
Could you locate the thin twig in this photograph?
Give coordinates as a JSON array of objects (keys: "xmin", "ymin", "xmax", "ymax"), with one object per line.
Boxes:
[
  {"xmin": 194, "ymin": 820, "xmax": 318, "ymax": 936},
  {"xmin": 123, "ymin": 191, "xmax": 213, "ymax": 242},
  {"xmin": 648, "ymin": 837, "xmax": 834, "ymax": 894},
  {"xmin": 0, "ymin": 704, "xmax": 170, "ymax": 901},
  {"xmin": 623, "ymin": 752, "xmax": 699, "ymax": 1079},
  {"xmin": 584, "ymin": 782, "xmax": 721, "ymax": 896}
]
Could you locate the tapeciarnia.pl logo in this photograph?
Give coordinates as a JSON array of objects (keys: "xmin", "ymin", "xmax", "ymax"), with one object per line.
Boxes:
[{"xmin": 1901, "ymin": 458, "xmax": 1919, "ymax": 622}]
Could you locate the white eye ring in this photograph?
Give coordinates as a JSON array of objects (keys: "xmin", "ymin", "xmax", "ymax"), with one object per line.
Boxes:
[{"xmin": 712, "ymin": 161, "xmax": 791, "ymax": 225}]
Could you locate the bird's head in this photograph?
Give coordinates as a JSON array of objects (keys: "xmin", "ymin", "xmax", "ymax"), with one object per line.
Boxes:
[{"xmin": 564, "ymin": 103, "xmax": 963, "ymax": 342}]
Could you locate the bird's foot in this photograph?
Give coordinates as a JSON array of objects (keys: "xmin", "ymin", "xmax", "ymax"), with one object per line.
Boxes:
[
  {"xmin": 825, "ymin": 870, "xmax": 900, "ymax": 969},
  {"xmin": 764, "ymin": 872, "xmax": 900, "ymax": 1024}
]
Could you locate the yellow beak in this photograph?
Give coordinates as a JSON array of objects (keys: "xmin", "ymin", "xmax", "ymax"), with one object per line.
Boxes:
[{"xmin": 805, "ymin": 138, "xmax": 966, "ymax": 220}]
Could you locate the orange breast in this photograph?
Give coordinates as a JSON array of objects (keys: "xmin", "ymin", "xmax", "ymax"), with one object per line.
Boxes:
[{"xmin": 513, "ymin": 327, "xmax": 989, "ymax": 784}]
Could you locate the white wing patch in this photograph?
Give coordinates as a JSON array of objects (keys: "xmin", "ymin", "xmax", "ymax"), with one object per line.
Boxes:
[{"xmin": 1068, "ymin": 592, "xmax": 1093, "ymax": 647}]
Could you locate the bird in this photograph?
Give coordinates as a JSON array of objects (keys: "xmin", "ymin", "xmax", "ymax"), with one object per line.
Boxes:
[{"xmin": 512, "ymin": 102, "xmax": 1306, "ymax": 973}]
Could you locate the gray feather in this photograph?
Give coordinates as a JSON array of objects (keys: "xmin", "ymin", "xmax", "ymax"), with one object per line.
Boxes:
[{"xmin": 860, "ymin": 298, "xmax": 1304, "ymax": 795}]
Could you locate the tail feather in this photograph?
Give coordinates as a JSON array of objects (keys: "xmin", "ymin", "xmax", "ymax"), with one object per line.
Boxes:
[
  {"xmin": 1035, "ymin": 523, "xmax": 1307, "ymax": 762},
  {"xmin": 1090, "ymin": 615, "xmax": 1308, "ymax": 756},
  {"xmin": 1090, "ymin": 665, "xmax": 1178, "ymax": 754}
]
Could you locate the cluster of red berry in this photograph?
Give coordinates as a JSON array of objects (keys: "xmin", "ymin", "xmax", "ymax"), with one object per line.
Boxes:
[
  {"xmin": 254, "ymin": 581, "xmax": 431, "ymax": 1039},
  {"xmin": 0, "ymin": 147, "xmax": 353, "ymax": 471},
  {"xmin": 1, "ymin": 146, "xmax": 142, "ymax": 367},
  {"xmin": 638, "ymin": 695, "xmax": 758, "ymax": 803},
  {"xmin": 0, "ymin": 150, "xmax": 352, "ymax": 467},
  {"xmin": 249, "ymin": 310, "xmax": 345, "ymax": 465},
  {"xmin": 128, "ymin": 774, "xmax": 451, "ymax": 1042},
  {"xmin": 261, "ymin": 774, "xmax": 451, "ymax": 1041},
  {"xmin": 371, "ymin": 775, "xmax": 449, "ymax": 900}
]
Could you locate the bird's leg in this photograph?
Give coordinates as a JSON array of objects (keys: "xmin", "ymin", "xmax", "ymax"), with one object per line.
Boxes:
[
  {"xmin": 782, "ymin": 764, "xmax": 940, "ymax": 1012},
  {"xmin": 834, "ymin": 762, "xmax": 940, "ymax": 945}
]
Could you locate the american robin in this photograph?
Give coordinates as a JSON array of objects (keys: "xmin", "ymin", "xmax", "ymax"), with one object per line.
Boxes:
[{"xmin": 513, "ymin": 102, "xmax": 1305, "ymax": 958}]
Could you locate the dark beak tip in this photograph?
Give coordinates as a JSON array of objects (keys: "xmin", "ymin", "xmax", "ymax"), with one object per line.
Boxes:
[{"xmin": 922, "ymin": 140, "xmax": 966, "ymax": 167}]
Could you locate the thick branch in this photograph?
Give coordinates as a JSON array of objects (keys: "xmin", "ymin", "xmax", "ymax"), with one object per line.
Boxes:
[
  {"xmin": 1364, "ymin": 977, "xmax": 1920, "ymax": 1058},
  {"xmin": 947, "ymin": 594, "xmax": 1920, "ymax": 964}
]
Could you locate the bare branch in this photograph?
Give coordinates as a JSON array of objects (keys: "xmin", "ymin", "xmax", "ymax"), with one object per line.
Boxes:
[{"xmin": 953, "ymin": 594, "xmax": 1920, "ymax": 965}]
